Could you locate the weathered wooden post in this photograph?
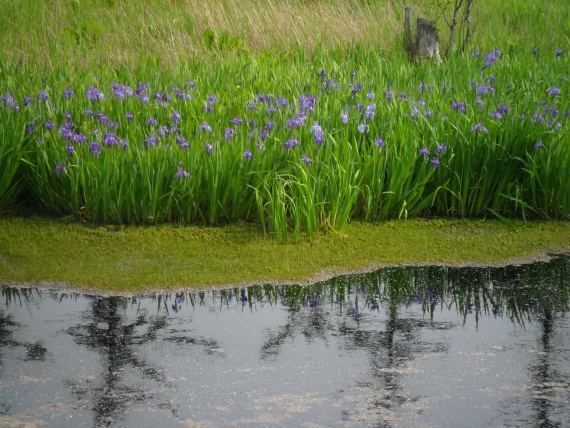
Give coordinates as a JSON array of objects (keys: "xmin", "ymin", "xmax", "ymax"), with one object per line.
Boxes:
[
  {"xmin": 404, "ymin": 7, "xmax": 415, "ymax": 58},
  {"xmin": 416, "ymin": 17, "xmax": 440, "ymax": 61}
]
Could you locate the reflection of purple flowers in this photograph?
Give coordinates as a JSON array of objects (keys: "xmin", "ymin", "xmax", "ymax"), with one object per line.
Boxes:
[{"xmin": 308, "ymin": 295, "xmax": 319, "ymax": 308}]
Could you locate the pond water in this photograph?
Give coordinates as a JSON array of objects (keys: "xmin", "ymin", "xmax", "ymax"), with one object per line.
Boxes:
[{"xmin": 1, "ymin": 256, "xmax": 569, "ymax": 427}]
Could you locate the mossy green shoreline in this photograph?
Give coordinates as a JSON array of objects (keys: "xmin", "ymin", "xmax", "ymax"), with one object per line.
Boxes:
[{"xmin": 1, "ymin": 217, "xmax": 569, "ymax": 295}]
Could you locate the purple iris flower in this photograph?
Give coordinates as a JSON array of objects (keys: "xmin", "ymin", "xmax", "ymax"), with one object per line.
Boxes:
[
  {"xmin": 436, "ymin": 143, "xmax": 446, "ymax": 154},
  {"xmin": 146, "ymin": 117, "xmax": 158, "ymax": 127},
  {"xmin": 260, "ymin": 129, "xmax": 270, "ymax": 140},
  {"xmin": 229, "ymin": 116, "xmax": 243, "ymax": 126},
  {"xmin": 66, "ymin": 144, "xmax": 75, "ymax": 154},
  {"xmin": 170, "ymin": 110, "xmax": 181, "ymax": 123},
  {"xmin": 497, "ymin": 104, "xmax": 509, "ymax": 114},
  {"xmin": 385, "ymin": 90, "xmax": 393, "ymax": 102},
  {"xmin": 86, "ymin": 87, "xmax": 104, "ymax": 101},
  {"xmin": 548, "ymin": 86, "xmax": 561, "ymax": 96},
  {"xmin": 358, "ymin": 123, "xmax": 367, "ymax": 133},
  {"xmin": 430, "ymin": 157, "xmax": 440, "ymax": 168},
  {"xmin": 311, "ymin": 121, "xmax": 325, "ymax": 145},
  {"xmin": 374, "ymin": 137, "xmax": 385, "ymax": 148},
  {"xmin": 341, "ymin": 110, "xmax": 349, "ymax": 124},
  {"xmin": 243, "ymin": 150, "xmax": 253, "ymax": 160},
  {"xmin": 55, "ymin": 162, "xmax": 67, "ymax": 175},
  {"xmin": 365, "ymin": 104, "xmax": 376, "ymax": 120},
  {"xmin": 73, "ymin": 133, "xmax": 87, "ymax": 143},
  {"xmin": 555, "ymin": 48, "xmax": 562, "ymax": 57},
  {"xmin": 225, "ymin": 127, "xmax": 237, "ymax": 141},
  {"xmin": 367, "ymin": 90, "xmax": 374, "ymax": 99},
  {"xmin": 419, "ymin": 146, "xmax": 429, "ymax": 157},
  {"xmin": 205, "ymin": 142, "xmax": 213, "ymax": 154},
  {"xmin": 89, "ymin": 141, "xmax": 101, "ymax": 157},
  {"xmin": 200, "ymin": 122, "xmax": 213, "ymax": 133},
  {"xmin": 451, "ymin": 100, "xmax": 467, "ymax": 114},
  {"xmin": 145, "ymin": 134, "xmax": 157, "ymax": 149},
  {"xmin": 62, "ymin": 87, "xmax": 75, "ymax": 99},
  {"xmin": 534, "ymin": 141, "xmax": 546, "ymax": 150},
  {"xmin": 351, "ymin": 82, "xmax": 363, "ymax": 95},
  {"xmin": 283, "ymin": 138, "xmax": 299, "ymax": 149},
  {"xmin": 24, "ymin": 96, "xmax": 33, "ymax": 106},
  {"xmin": 125, "ymin": 111, "xmax": 134, "ymax": 121},
  {"xmin": 37, "ymin": 90, "xmax": 49, "ymax": 102},
  {"xmin": 470, "ymin": 122, "xmax": 488, "ymax": 133},
  {"xmin": 301, "ymin": 154, "xmax": 311, "ymax": 166},
  {"xmin": 490, "ymin": 110, "xmax": 503, "ymax": 120},
  {"xmin": 285, "ymin": 113, "xmax": 306, "ymax": 129},
  {"xmin": 176, "ymin": 135, "xmax": 189, "ymax": 150},
  {"xmin": 175, "ymin": 167, "xmax": 191, "ymax": 178},
  {"xmin": 46, "ymin": 120, "xmax": 55, "ymax": 130}
]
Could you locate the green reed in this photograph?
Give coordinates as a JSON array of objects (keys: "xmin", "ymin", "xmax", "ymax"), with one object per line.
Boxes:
[{"xmin": 1, "ymin": 21, "xmax": 568, "ymax": 240}]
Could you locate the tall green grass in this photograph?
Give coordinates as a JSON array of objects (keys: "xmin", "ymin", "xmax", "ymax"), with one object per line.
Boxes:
[{"xmin": 0, "ymin": 0, "xmax": 568, "ymax": 240}]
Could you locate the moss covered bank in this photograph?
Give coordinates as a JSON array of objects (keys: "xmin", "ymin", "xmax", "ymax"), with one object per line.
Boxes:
[{"xmin": 0, "ymin": 217, "xmax": 569, "ymax": 294}]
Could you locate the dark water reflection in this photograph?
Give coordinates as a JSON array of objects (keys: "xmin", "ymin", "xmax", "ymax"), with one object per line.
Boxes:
[{"xmin": 1, "ymin": 256, "xmax": 569, "ymax": 427}]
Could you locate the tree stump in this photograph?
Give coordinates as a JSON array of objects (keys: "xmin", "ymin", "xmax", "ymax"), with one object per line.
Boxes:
[{"xmin": 416, "ymin": 18, "xmax": 440, "ymax": 61}]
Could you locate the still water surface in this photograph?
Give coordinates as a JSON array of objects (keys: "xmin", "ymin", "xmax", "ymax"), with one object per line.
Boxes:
[{"xmin": 1, "ymin": 256, "xmax": 569, "ymax": 427}]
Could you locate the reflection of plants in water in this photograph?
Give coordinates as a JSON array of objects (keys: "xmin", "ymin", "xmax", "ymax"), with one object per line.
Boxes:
[
  {"xmin": 0, "ymin": 286, "xmax": 49, "ymax": 363},
  {"xmin": 66, "ymin": 296, "xmax": 177, "ymax": 426}
]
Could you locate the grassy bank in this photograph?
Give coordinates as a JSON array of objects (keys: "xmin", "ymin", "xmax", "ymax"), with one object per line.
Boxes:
[{"xmin": 0, "ymin": 217, "xmax": 569, "ymax": 293}]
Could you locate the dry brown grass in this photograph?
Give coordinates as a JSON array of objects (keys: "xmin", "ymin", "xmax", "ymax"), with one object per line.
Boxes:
[{"xmin": 1, "ymin": 0, "xmax": 433, "ymax": 69}]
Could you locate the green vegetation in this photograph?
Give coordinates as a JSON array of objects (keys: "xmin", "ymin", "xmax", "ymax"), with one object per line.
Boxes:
[
  {"xmin": 0, "ymin": 217, "xmax": 568, "ymax": 293},
  {"xmin": 0, "ymin": 0, "xmax": 568, "ymax": 291}
]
